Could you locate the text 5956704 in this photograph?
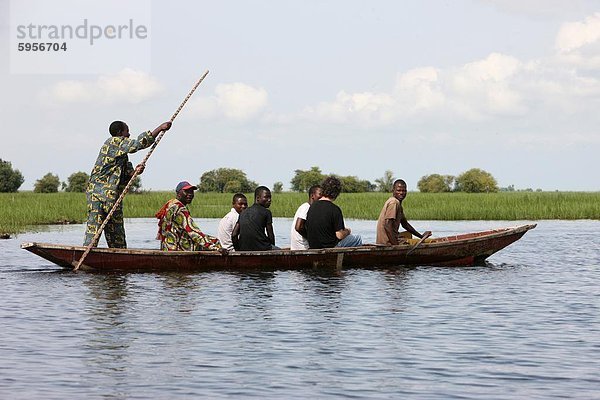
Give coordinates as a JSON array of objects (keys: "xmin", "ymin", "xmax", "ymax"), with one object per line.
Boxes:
[{"xmin": 17, "ymin": 42, "xmax": 67, "ymax": 51}]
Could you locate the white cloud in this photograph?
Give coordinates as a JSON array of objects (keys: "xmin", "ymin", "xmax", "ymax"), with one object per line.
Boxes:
[
  {"xmin": 394, "ymin": 67, "xmax": 445, "ymax": 114},
  {"xmin": 39, "ymin": 68, "xmax": 163, "ymax": 105},
  {"xmin": 556, "ymin": 12, "xmax": 600, "ymax": 52},
  {"xmin": 217, "ymin": 83, "xmax": 268, "ymax": 121},
  {"xmin": 479, "ymin": 0, "xmax": 594, "ymax": 18},
  {"xmin": 449, "ymin": 53, "xmax": 526, "ymax": 117},
  {"xmin": 187, "ymin": 97, "xmax": 220, "ymax": 119},
  {"xmin": 47, "ymin": 80, "xmax": 93, "ymax": 103},
  {"xmin": 304, "ymin": 91, "xmax": 395, "ymax": 126},
  {"xmin": 302, "ymin": 68, "xmax": 444, "ymax": 127},
  {"xmin": 303, "ymin": 53, "xmax": 527, "ymax": 125},
  {"xmin": 187, "ymin": 82, "xmax": 268, "ymax": 121},
  {"xmin": 96, "ymin": 69, "xmax": 163, "ymax": 103},
  {"xmin": 299, "ymin": 9, "xmax": 600, "ymax": 131},
  {"xmin": 554, "ymin": 12, "xmax": 600, "ymax": 69},
  {"xmin": 457, "ymin": 52, "xmax": 521, "ymax": 82}
]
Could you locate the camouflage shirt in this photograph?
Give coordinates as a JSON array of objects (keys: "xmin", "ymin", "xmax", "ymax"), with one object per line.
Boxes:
[{"xmin": 86, "ymin": 131, "xmax": 154, "ymax": 204}]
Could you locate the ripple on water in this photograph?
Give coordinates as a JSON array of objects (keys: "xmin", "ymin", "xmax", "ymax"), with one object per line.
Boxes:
[{"xmin": 1, "ymin": 219, "xmax": 599, "ymax": 398}]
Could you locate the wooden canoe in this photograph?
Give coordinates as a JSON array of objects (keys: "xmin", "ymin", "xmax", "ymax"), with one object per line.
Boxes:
[{"xmin": 20, "ymin": 224, "xmax": 536, "ymax": 273}]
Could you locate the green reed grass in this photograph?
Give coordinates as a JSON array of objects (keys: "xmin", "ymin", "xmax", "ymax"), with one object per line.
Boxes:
[
  {"xmin": 0, "ymin": 192, "xmax": 86, "ymax": 234},
  {"xmin": 1, "ymin": 191, "xmax": 599, "ymax": 235}
]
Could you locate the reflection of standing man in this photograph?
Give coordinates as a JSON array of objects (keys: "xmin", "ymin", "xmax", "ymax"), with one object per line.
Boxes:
[
  {"xmin": 84, "ymin": 120, "xmax": 172, "ymax": 248},
  {"xmin": 376, "ymin": 179, "xmax": 431, "ymax": 245}
]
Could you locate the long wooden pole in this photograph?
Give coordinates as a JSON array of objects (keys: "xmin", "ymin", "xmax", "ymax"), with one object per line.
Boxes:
[
  {"xmin": 73, "ymin": 70, "xmax": 209, "ymax": 271},
  {"xmin": 406, "ymin": 231, "xmax": 432, "ymax": 256}
]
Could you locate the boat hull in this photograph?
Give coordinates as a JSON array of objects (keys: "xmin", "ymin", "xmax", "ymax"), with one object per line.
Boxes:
[{"xmin": 20, "ymin": 224, "xmax": 536, "ymax": 273}]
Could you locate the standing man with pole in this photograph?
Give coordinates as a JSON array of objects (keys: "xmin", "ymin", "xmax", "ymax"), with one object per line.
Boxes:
[
  {"xmin": 84, "ymin": 120, "xmax": 172, "ymax": 248},
  {"xmin": 75, "ymin": 70, "xmax": 209, "ymax": 270}
]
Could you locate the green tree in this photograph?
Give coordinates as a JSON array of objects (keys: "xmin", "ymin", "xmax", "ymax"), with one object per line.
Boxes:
[
  {"xmin": 337, "ymin": 175, "xmax": 375, "ymax": 193},
  {"xmin": 417, "ymin": 174, "xmax": 454, "ymax": 193},
  {"xmin": 375, "ymin": 170, "xmax": 395, "ymax": 192},
  {"xmin": 223, "ymin": 179, "xmax": 242, "ymax": 193},
  {"xmin": 34, "ymin": 173, "xmax": 61, "ymax": 193},
  {"xmin": 64, "ymin": 171, "xmax": 89, "ymax": 192},
  {"xmin": 129, "ymin": 176, "xmax": 143, "ymax": 194},
  {"xmin": 290, "ymin": 166, "xmax": 325, "ymax": 192},
  {"xmin": 0, "ymin": 159, "xmax": 24, "ymax": 192},
  {"xmin": 454, "ymin": 168, "xmax": 498, "ymax": 193},
  {"xmin": 198, "ymin": 168, "xmax": 257, "ymax": 193},
  {"xmin": 273, "ymin": 181, "xmax": 283, "ymax": 193},
  {"xmin": 500, "ymin": 184, "xmax": 515, "ymax": 192}
]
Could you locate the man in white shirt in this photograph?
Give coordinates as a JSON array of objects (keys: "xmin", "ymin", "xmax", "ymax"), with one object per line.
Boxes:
[
  {"xmin": 290, "ymin": 185, "xmax": 323, "ymax": 250},
  {"xmin": 217, "ymin": 193, "xmax": 248, "ymax": 251}
]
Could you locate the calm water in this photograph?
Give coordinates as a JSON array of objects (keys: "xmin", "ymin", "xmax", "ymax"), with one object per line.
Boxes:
[{"xmin": 1, "ymin": 219, "xmax": 598, "ymax": 399}]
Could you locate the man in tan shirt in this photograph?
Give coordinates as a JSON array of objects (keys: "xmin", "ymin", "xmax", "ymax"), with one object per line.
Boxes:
[{"xmin": 376, "ymin": 179, "xmax": 431, "ymax": 245}]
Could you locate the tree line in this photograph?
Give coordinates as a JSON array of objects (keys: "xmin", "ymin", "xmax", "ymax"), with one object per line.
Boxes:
[
  {"xmin": 1, "ymin": 158, "xmax": 504, "ymax": 194},
  {"xmin": 289, "ymin": 167, "xmax": 501, "ymax": 193},
  {"xmin": 0, "ymin": 159, "xmax": 142, "ymax": 193}
]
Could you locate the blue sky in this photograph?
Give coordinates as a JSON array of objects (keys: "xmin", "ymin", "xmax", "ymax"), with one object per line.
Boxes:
[{"xmin": 1, "ymin": 0, "xmax": 599, "ymax": 191}]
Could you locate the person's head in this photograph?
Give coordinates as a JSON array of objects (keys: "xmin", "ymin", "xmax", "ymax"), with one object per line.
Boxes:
[
  {"xmin": 175, "ymin": 181, "xmax": 197, "ymax": 205},
  {"xmin": 308, "ymin": 185, "xmax": 323, "ymax": 204},
  {"xmin": 392, "ymin": 179, "xmax": 407, "ymax": 201},
  {"xmin": 254, "ymin": 186, "xmax": 272, "ymax": 208},
  {"xmin": 109, "ymin": 121, "xmax": 129, "ymax": 137},
  {"xmin": 232, "ymin": 193, "xmax": 248, "ymax": 214},
  {"xmin": 321, "ymin": 176, "xmax": 342, "ymax": 200}
]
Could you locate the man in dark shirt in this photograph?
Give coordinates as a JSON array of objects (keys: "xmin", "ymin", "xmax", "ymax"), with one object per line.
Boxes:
[
  {"xmin": 231, "ymin": 186, "xmax": 277, "ymax": 251},
  {"xmin": 306, "ymin": 176, "xmax": 362, "ymax": 249}
]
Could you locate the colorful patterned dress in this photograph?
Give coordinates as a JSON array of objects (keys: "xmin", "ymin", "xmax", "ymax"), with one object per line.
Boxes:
[
  {"xmin": 155, "ymin": 199, "xmax": 222, "ymax": 251},
  {"xmin": 84, "ymin": 131, "xmax": 154, "ymax": 248}
]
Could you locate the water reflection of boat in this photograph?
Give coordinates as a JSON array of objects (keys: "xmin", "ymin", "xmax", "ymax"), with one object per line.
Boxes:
[{"xmin": 21, "ymin": 224, "xmax": 536, "ymax": 273}]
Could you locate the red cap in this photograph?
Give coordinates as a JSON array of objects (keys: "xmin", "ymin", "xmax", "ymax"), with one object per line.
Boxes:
[{"xmin": 175, "ymin": 181, "xmax": 197, "ymax": 192}]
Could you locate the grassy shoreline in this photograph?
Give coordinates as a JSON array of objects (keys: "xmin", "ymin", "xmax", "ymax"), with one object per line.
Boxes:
[{"xmin": 1, "ymin": 191, "xmax": 599, "ymax": 235}]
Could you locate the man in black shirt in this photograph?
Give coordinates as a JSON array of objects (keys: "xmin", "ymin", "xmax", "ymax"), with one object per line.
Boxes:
[
  {"xmin": 306, "ymin": 176, "xmax": 362, "ymax": 249},
  {"xmin": 232, "ymin": 186, "xmax": 277, "ymax": 251}
]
